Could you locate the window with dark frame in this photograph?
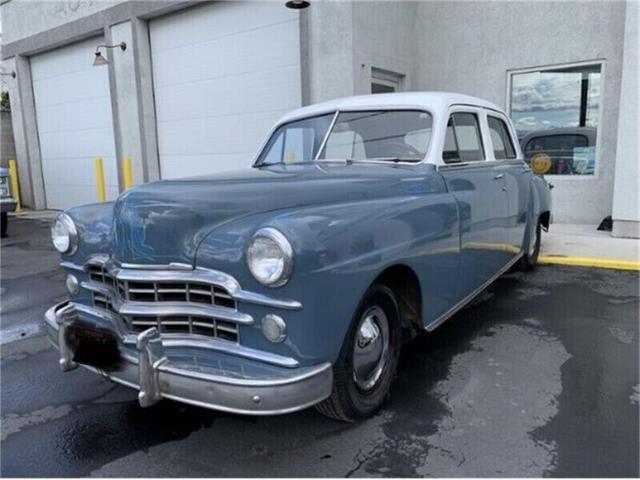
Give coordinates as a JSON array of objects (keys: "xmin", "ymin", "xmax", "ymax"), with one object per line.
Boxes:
[
  {"xmin": 443, "ymin": 113, "xmax": 485, "ymax": 163},
  {"xmin": 488, "ymin": 116, "xmax": 517, "ymax": 160}
]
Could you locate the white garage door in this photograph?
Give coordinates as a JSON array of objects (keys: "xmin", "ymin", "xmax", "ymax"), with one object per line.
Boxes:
[
  {"xmin": 150, "ymin": 1, "xmax": 301, "ymax": 179},
  {"xmin": 31, "ymin": 37, "xmax": 118, "ymax": 210}
]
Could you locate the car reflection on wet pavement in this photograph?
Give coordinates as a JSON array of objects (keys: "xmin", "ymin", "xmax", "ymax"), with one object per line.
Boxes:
[{"xmin": 1, "ymin": 217, "xmax": 638, "ymax": 477}]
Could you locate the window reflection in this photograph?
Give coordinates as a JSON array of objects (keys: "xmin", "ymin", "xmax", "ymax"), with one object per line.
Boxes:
[{"xmin": 510, "ymin": 64, "xmax": 600, "ymax": 175}]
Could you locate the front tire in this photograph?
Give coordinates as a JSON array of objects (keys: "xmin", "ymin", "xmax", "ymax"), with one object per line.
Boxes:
[
  {"xmin": 518, "ymin": 220, "xmax": 541, "ymax": 271},
  {"xmin": 315, "ymin": 284, "xmax": 401, "ymax": 422}
]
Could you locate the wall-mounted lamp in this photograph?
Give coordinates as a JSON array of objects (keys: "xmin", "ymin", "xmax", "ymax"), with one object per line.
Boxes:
[
  {"xmin": 0, "ymin": 71, "xmax": 16, "ymax": 79},
  {"xmin": 285, "ymin": 0, "xmax": 310, "ymax": 9},
  {"xmin": 93, "ymin": 42, "xmax": 127, "ymax": 66}
]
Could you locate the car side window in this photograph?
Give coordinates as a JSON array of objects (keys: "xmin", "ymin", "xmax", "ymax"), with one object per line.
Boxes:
[
  {"xmin": 443, "ymin": 113, "xmax": 485, "ymax": 163},
  {"xmin": 487, "ymin": 116, "xmax": 517, "ymax": 160}
]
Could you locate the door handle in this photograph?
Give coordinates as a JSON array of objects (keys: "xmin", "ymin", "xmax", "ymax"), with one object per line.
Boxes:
[{"xmin": 493, "ymin": 173, "xmax": 504, "ymax": 180}]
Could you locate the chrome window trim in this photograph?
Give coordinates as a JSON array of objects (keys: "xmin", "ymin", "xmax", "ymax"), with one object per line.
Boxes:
[
  {"xmin": 437, "ymin": 159, "xmax": 526, "ymax": 172},
  {"xmin": 313, "ymin": 110, "xmax": 340, "ymax": 161},
  {"xmin": 254, "ymin": 106, "xmax": 437, "ymax": 167}
]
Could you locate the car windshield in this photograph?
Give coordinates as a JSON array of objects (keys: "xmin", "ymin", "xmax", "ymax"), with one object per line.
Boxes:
[{"xmin": 256, "ymin": 110, "xmax": 433, "ymax": 165}]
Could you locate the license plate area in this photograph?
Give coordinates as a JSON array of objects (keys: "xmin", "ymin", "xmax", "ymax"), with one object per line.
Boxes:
[{"xmin": 69, "ymin": 324, "xmax": 122, "ymax": 371}]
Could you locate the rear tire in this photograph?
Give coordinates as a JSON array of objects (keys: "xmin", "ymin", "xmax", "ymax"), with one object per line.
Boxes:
[
  {"xmin": 315, "ymin": 284, "xmax": 401, "ymax": 422},
  {"xmin": 518, "ymin": 220, "xmax": 541, "ymax": 271}
]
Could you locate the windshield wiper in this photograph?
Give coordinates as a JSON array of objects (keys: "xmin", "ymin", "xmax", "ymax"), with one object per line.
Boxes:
[{"xmin": 366, "ymin": 157, "xmax": 421, "ymax": 163}]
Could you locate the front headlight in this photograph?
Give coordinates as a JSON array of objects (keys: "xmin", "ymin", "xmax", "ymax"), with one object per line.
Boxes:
[
  {"xmin": 246, "ymin": 227, "xmax": 293, "ymax": 287},
  {"xmin": 51, "ymin": 213, "xmax": 78, "ymax": 254}
]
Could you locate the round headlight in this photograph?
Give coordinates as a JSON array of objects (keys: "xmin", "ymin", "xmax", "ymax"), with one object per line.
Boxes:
[
  {"xmin": 51, "ymin": 213, "xmax": 78, "ymax": 254},
  {"xmin": 246, "ymin": 227, "xmax": 293, "ymax": 287}
]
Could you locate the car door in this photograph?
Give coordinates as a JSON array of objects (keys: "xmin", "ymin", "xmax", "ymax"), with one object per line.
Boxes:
[
  {"xmin": 487, "ymin": 113, "xmax": 530, "ymax": 260},
  {"xmin": 438, "ymin": 109, "xmax": 510, "ymax": 297}
]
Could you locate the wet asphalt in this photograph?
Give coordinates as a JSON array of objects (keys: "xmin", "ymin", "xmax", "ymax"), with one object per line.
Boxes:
[{"xmin": 1, "ymin": 216, "xmax": 638, "ymax": 477}]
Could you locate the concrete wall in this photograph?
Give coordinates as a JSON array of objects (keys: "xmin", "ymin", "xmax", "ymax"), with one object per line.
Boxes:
[
  {"xmin": 1, "ymin": 110, "xmax": 16, "ymax": 167},
  {"xmin": 611, "ymin": 0, "xmax": 639, "ymax": 238},
  {"xmin": 413, "ymin": 0, "xmax": 627, "ymax": 225},
  {"xmin": 1, "ymin": 0, "xmax": 634, "ymax": 229},
  {"xmin": 305, "ymin": 1, "xmax": 421, "ymax": 103},
  {"xmin": 1, "ymin": 0, "xmax": 124, "ymax": 44},
  {"xmin": 352, "ymin": 1, "xmax": 420, "ymax": 94}
]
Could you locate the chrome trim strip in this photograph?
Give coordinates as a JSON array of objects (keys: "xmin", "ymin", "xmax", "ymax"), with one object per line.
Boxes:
[
  {"xmin": 425, "ymin": 253, "xmax": 523, "ymax": 332},
  {"xmin": 159, "ymin": 360, "xmax": 330, "ymax": 387},
  {"xmin": 233, "ymin": 290, "xmax": 302, "ymax": 311},
  {"xmin": 119, "ymin": 301, "xmax": 253, "ymax": 325},
  {"xmin": 437, "ymin": 159, "xmax": 526, "ymax": 171},
  {"xmin": 60, "ymin": 261, "xmax": 84, "ymax": 272}
]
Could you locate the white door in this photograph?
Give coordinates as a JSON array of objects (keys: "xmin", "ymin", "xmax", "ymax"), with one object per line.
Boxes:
[
  {"xmin": 150, "ymin": 1, "xmax": 301, "ymax": 179},
  {"xmin": 31, "ymin": 37, "xmax": 118, "ymax": 210}
]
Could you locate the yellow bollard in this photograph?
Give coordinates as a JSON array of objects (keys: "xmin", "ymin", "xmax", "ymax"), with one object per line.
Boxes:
[
  {"xmin": 94, "ymin": 157, "xmax": 106, "ymax": 202},
  {"xmin": 8, "ymin": 159, "xmax": 21, "ymax": 213},
  {"xmin": 123, "ymin": 156, "xmax": 133, "ymax": 190}
]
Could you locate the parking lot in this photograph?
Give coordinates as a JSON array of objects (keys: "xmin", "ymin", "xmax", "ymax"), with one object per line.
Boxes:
[{"xmin": 1, "ymin": 216, "xmax": 638, "ymax": 477}]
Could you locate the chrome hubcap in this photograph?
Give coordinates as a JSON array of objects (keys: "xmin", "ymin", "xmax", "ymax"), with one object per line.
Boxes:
[{"xmin": 353, "ymin": 306, "xmax": 389, "ymax": 391}]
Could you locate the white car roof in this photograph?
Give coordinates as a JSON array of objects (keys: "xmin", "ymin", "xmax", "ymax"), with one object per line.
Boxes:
[{"xmin": 276, "ymin": 91, "xmax": 504, "ymax": 125}]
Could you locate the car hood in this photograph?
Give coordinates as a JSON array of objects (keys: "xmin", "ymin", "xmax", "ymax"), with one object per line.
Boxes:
[{"xmin": 111, "ymin": 162, "xmax": 436, "ymax": 265}]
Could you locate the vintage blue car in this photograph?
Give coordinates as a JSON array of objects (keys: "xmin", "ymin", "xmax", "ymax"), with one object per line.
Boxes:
[{"xmin": 45, "ymin": 92, "xmax": 551, "ymax": 421}]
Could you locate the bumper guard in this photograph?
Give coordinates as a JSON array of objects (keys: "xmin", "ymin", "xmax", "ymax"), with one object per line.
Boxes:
[{"xmin": 45, "ymin": 301, "xmax": 332, "ymax": 415}]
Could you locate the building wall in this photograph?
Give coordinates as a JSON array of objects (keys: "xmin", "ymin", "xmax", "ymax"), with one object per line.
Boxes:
[
  {"xmin": 412, "ymin": 0, "xmax": 626, "ymax": 225},
  {"xmin": 611, "ymin": 0, "xmax": 639, "ymax": 238},
  {"xmin": 1, "ymin": 0, "xmax": 635, "ymax": 231},
  {"xmin": 1, "ymin": 0, "xmax": 124, "ymax": 44}
]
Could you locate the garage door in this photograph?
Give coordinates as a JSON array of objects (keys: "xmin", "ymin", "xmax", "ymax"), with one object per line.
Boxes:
[
  {"xmin": 150, "ymin": 1, "xmax": 301, "ymax": 179},
  {"xmin": 31, "ymin": 37, "xmax": 118, "ymax": 210}
]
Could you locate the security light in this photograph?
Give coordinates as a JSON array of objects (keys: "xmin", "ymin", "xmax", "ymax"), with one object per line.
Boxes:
[
  {"xmin": 285, "ymin": 0, "xmax": 310, "ymax": 9},
  {"xmin": 92, "ymin": 42, "xmax": 127, "ymax": 66}
]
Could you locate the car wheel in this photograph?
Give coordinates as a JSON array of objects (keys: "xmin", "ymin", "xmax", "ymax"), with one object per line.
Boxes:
[
  {"xmin": 518, "ymin": 219, "xmax": 541, "ymax": 271},
  {"xmin": 1, "ymin": 212, "xmax": 7, "ymax": 238},
  {"xmin": 315, "ymin": 284, "xmax": 401, "ymax": 422}
]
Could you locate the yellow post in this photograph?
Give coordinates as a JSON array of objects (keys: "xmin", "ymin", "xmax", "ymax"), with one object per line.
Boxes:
[
  {"xmin": 8, "ymin": 159, "xmax": 21, "ymax": 213},
  {"xmin": 123, "ymin": 156, "xmax": 133, "ymax": 190},
  {"xmin": 95, "ymin": 157, "xmax": 106, "ymax": 202}
]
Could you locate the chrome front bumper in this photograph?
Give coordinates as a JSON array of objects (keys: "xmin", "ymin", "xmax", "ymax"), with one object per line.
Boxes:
[{"xmin": 44, "ymin": 301, "xmax": 332, "ymax": 415}]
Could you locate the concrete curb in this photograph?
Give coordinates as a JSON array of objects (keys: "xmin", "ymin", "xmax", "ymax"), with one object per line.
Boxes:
[{"xmin": 538, "ymin": 255, "xmax": 640, "ymax": 272}]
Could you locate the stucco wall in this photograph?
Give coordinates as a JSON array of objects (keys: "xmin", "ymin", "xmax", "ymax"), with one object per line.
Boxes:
[
  {"xmin": 611, "ymin": 0, "xmax": 639, "ymax": 238},
  {"xmin": 351, "ymin": 1, "xmax": 420, "ymax": 94},
  {"xmin": 413, "ymin": 0, "xmax": 627, "ymax": 224},
  {"xmin": 1, "ymin": 0, "xmax": 124, "ymax": 44}
]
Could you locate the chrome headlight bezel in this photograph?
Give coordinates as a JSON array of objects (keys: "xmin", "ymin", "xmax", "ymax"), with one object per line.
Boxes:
[
  {"xmin": 246, "ymin": 227, "xmax": 294, "ymax": 288},
  {"xmin": 51, "ymin": 213, "xmax": 78, "ymax": 255}
]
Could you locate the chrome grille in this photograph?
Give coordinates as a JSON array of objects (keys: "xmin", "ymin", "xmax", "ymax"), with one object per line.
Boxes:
[{"xmin": 85, "ymin": 263, "xmax": 239, "ymax": 342}]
